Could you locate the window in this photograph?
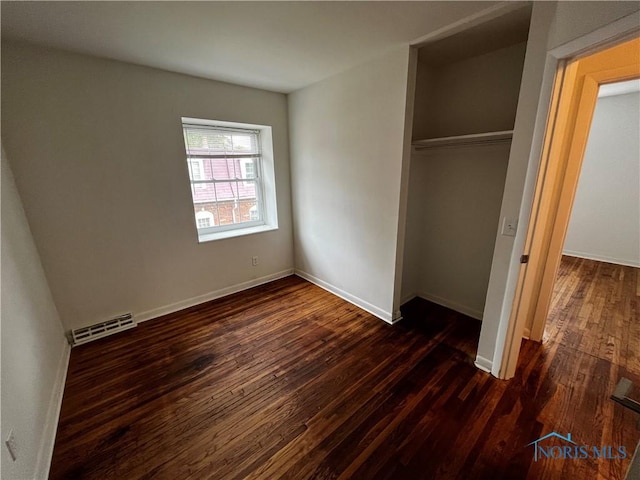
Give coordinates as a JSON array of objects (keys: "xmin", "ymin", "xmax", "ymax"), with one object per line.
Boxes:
[
  {"xmin": 240, "ymin": 159, "xmax": 256, "ymax": 186},
  {"xmin": 182, "ymin": 118, "xmax": 279, "ymax": 242},
  {"xmin": 189, "ymin": 159, "xmax": 203, "ymax": 180},
  {"xmin": 195, "ymin": 210, "xmax": 214, "ymax": 229},
  {"xmin": 189, "ymin": 159, "xmax": 206, "ymax": 189}
]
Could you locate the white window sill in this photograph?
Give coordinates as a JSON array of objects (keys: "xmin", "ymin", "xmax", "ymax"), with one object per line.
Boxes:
[{"xmin": 197, "ymin": 224, "xmax": 278, "ymax": 243}]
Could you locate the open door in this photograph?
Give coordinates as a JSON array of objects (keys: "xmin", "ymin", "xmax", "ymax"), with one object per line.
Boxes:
[{"xmin": 500, "ymin": 37, "xmax": 640, "ymax": 379}]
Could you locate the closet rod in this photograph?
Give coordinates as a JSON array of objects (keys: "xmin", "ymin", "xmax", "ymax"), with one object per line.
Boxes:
[{"xmin": 412, "ymin": 130, "xmax": 513, "ymax": 150}]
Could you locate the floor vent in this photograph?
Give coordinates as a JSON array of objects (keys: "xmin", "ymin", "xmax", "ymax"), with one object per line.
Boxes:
[{"xmin": 71, "ymin": 313, "xmax": 136, "ymax": 346}]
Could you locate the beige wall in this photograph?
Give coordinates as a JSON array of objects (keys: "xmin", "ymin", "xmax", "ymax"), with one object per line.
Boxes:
[
  {"xmin": 1, "ymin": 42, "xmax": 294, "ymax": 331},
  {"xmin": 548, "ymin": 1, "xmax": 640, "ymax": 50},
  {"xmin": 1, "ymin": 149, "xmax": 70, "ymax": 479},
  {"xmin": 289, "ymin": 46, "xmax": 412, "ymax": 321},
  {"xmin": 404, "ymin": 145, "xmax": 510, "ymax": 319},
  {"xmin": 412, "ymin": 42, "xmax": 527, "ymax": 140}
]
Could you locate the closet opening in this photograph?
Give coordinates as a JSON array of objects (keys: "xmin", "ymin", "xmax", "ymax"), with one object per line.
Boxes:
[{"xmin": 400, "ymin": 5, "xmax": 532, "ymax": 367}]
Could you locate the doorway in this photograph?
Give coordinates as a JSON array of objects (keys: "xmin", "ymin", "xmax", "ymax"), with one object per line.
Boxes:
[
  {"xmin": 501, "ymin": 36, "xmax": 640, "ymax": 378},
  {"xmin": 542, "ymin": 79, "xmax": 639, "ymax": 364}
]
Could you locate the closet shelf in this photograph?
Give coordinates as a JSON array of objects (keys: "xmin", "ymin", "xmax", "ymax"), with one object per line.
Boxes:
[{"xmin": 412, "ymin": 130, "xmax": 513, "ymax": 150}]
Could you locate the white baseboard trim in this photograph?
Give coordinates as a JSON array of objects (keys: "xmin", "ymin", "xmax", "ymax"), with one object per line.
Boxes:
[
  {"xmin": 474, "ymin": 355, "xmax": 493, "ymax": 373},
  {"xmin": 400, "ymin": 292, "xmax": 418, "ymax": 305},
  {"xmin": 136, "ymin": 269, "xmax": 294, "ymax": 323},
  {"xmin": 563, "ymin": 250, "xmax": 640, "ymax": 268},
  {"xmin": 416, "ymin": 292, "xmax": 483, "ymax": 321},
  {"xmin": 294, "ymin": 269, "xmax": 395, "ymax": 324},
  {"xmin": 35, "ymin": 336, "xmax": 71, "ymax": 480}
]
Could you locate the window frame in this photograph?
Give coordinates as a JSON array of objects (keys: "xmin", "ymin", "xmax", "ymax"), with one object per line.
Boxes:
[{"xmin": 181, "ymin": 117, "xmax": 279, "ymax": 243}]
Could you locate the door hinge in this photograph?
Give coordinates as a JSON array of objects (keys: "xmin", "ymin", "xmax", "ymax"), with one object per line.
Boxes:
[{"xmin": 520, "ymin": 254, "xmax": 529, "ymax": 264}]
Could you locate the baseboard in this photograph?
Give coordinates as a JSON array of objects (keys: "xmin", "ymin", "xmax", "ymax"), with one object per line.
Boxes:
[
  {"xmin": 136, "ymin": 269, "xmax": 294, "ymax": 323},
  {"xmin": 562, "ymin": 250, "xmax": 640, "ymax": 268},
  {"xmin": 400, "ymin": 292, "xmax": 418, "ymax": 305},
  {"xmin": 35, "ymin": 336, "xmax": 71, "ymax": 479},
  {"xmin": 416, "ymin": 292, "xmax": 483, "ymax": 321},
  {"xmin": 474, "ymin": 355, "xmax": 493, "ymax": 373},
  {"xmin": 294, "ymin": 269, "xmax": 395, "ymax": 324}
]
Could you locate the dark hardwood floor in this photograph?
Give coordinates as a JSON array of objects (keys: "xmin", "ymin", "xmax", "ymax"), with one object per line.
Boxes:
[{"xmin": 50, "ymin": 261, "xmax": 640, "ymax": 479}]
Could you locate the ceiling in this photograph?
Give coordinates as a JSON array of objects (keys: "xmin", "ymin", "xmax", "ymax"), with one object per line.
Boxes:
[
  {"xmin": 418, "ymin": 4, "xmax": 532, "ymax": 66},
  {"xmin": 0, "ymin": 1, "xmax": 510, "ymax": 93}
]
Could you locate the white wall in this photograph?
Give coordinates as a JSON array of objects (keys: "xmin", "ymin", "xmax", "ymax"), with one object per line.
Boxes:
[
  {"xmin": 1, "ymin": 41, "xmax": 294, "ymax": 331},
  {"xmin": 289, "ymin": 47, "xmax": 412, "ymax": 322},
  {"xmin": 564, "ymin": 92, "xmax": 640, "ymax": 267},
  {"xmin": 1, "ymin": 148, "xmax": 70, "ymax": 479},
  {"xmin": 478, "ymin": 1, "xmax": 640, "ymax": 375}
]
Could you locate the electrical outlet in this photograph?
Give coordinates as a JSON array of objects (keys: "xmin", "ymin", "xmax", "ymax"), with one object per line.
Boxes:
[
  {"xmin": 252, "ymin": 256, "xmax": 259, "ymax": 266},
  {"xmin": 501, "ymin": 217, "xmax": 518, "ymax": 237},
  {"xmin": 5, "ymin": 430, "xmax": 17, "ymax": 462}
]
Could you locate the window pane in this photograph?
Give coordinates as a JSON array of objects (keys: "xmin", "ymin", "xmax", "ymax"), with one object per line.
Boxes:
[
  {"xmin": 240, "ymin": 158, "xmax": 256, "ymax": 180},
  {"xmin": 191, "ymin": 182, "xmax": 217, "ymax": 202},
  {"xmin": 239, "ymin": 200, "xmax": 259, "ymax": 223},
  {"xmin": 188, "ymin": 159, "xmax": 203, "ymax": 180},
  {"xmin": 191, "ymin": 180, "xmax": 259, "ymax": 225},
  {"xmin": 182, "ymin": 121, "xmax": 268, "ymax": 238},
  {"xmin": 189, "ymin": 157, "xmax": 259, "ymax": 181},
  {"xmin": 237, "ymin": 179, "xmax": 257, "ymax": 201},
  {"xmin": 213, "ymin": 182, "xmax": 259, "ymax": 226},
  {"xmin": 214, "ymin": 182, "xmax": 237, "ymax": 226},
  {"xmin": 194, "ymin": 207, "xmax": 216, "ymax": 229},
  {"xmin": 230, "ymin": 133, "xmax": 259, "ymax": 154},
  {"xmin": 184, "ymin": 127, "xmax": 259, "ymax": 156}
]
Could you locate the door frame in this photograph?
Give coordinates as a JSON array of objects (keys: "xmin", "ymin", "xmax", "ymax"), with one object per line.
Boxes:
[
  {"xmin": 496, "ymin": 16, "xmax": 640, "ymax": 380},
  {"xmin": 527, "ymin": 39, "xmax": 640, "ymax": 343}
]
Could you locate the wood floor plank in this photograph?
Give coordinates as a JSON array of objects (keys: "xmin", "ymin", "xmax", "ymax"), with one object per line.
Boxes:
[{"xmin": 50, "ymin": 261, "xmax": 640, "ymax": 479}]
